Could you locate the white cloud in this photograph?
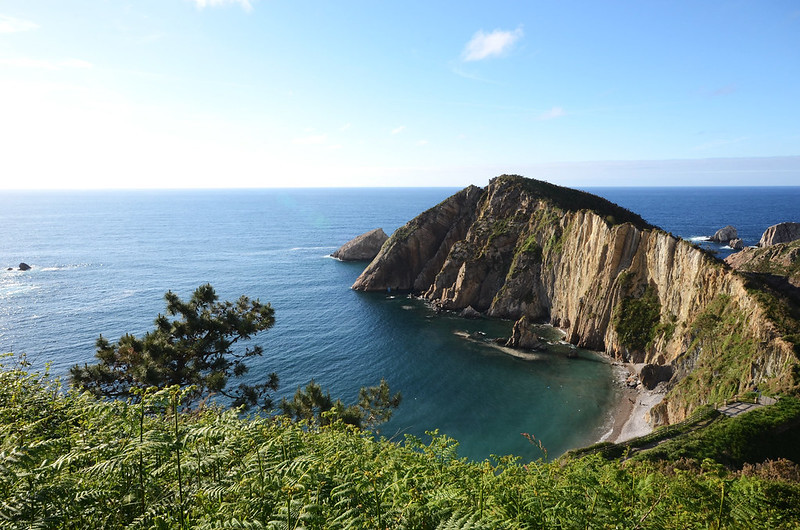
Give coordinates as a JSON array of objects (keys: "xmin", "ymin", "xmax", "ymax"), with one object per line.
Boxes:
[
  {"xmin": 416, "ymin": 139, "xmax": 429, "ymax": 147},
  {"xmin": 0, "ymin": 15, "xmax": 39, "ymax": 33},
  {"xmin": 191, "ymin": 0, "xmax": 254, "ymax": 12},
  {"xmin": 339, "ymin": 122, "xmax": 352, "ymax": 132},
  {"xmin": 462, "ymin": 27, "xmax": 523, "ymax": 62},
  {"xmin": 538, "ymin": 106, "xmax": 566, "ymax": 120},
  {"xmin": 391, "ymin": 126, "xmax": 406, "ymax": 135},
  {"xmin": 0, "ymin": 57, "xmax": 94, "ymax": 70}
]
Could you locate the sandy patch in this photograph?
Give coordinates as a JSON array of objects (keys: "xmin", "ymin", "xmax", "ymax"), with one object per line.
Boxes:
[{"xmin": 599, "ymin": 363, "xmax": 665, "ymax": 444}]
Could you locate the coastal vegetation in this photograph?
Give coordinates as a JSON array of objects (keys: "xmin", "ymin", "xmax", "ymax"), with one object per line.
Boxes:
[{"xmin": 3, "ymin": 356, "xmax": 800, "ymax": 528}]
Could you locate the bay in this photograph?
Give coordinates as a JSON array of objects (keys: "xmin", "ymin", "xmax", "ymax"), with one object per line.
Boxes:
[{"xmin": 2, "ymin": 185, "xmax": 797, "ymax": 460}]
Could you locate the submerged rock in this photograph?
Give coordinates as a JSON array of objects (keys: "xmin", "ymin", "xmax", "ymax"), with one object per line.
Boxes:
[
  {"xmin": 331, "ymin": 228, "xmax": 389, "ymax": 261},
  {"xmin": 711, "ymin": 225, "xmax": 738, "ymax": 243},
  {"xmin": 758, "ymin": 222, "xmax": 800, "ymax": 247}
]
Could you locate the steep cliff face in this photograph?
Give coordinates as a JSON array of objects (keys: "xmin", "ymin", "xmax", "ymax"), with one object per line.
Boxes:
[{"xmin": 353, "ymin": 175, "xmax": 800, "ymax": 424}]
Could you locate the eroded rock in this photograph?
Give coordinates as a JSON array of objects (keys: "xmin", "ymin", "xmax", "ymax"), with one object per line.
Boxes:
[
  {"xmin": 711, "ymin": 225, "xmax": 738, "ymax": 243},
  {"xmin": 505, "ymin": 316, "xmax": 543, "ymax": 350},
  {"xmin": 332, "ymin": 228, "xmax": 388, "ymax": 261},
  {"xmin": 759, "ymin": 222, "xmax": 800, "ymax": 247}
]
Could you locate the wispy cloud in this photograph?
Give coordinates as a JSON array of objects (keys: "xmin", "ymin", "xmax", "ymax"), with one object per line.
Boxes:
[
  {"xmin": 693, "ymin": 136, "xmax": 748, "ymax": 151},
  {"xmin": 416, "ymin": 139, "xmax": 429, "ymax": 147},
  {"xmin": 190, "ymin": 0, "xmax": 254, "ymax": 12},
  {"xmin": 461, "ymin": 27, "xmax": 523, "ymax": 62},
  {"xmin": 0, "ymin": 14, "xmax": 39, "ymax": 33},
  {"xmin": 391, "ymin": 126, "xmax": 406, "ymax": 135},
  {"xmin": 537, "ymin": 106, "xmax": 566, "ymax": 120},
  {"xmin": 0, "ymin": 57, "xmax": 94, "ymax": 70},
  {"xmin": 339, "ymin": 122, "xmax": 352, "ymax": 132}
]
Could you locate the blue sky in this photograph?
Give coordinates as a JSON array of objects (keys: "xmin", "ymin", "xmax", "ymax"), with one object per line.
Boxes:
[{"xmin": 1, "ymin": 1, "xmax": 798, "ymax": 188}]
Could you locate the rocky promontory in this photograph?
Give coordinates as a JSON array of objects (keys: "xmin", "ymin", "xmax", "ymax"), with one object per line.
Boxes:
[
  {"xmin": 353, "ymin": 175, "xmax": 800, "ymax": 426},
  {"xmin": 331, "ymin": 228, "xmax": 389, "ymax": 261},
  {"xmin": 759, "ymin": 222, "xmax": 800, "ymax": 247}
]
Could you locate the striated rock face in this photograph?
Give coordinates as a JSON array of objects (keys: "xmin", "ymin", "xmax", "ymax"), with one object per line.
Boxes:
[
  {"xmin": 759, "ymin": 222, "xmax": 800, "ymax": 247},
  {"xmin": 711, "ymin": 225, "xmax": 738, "ymax": 243},
  {"xmin": 353, "ymin": 175, "xmax": 800, "ymax": 425},
  {"xmin": 352, "ymin": 186, "xmax": 484, "ymax": 291},
  {"xmin": 332, "ymin": 228, "xmax": 389, "ymax": 261}
]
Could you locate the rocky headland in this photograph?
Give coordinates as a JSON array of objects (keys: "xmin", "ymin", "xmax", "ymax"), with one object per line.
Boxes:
[
  {"xmin": 353, "ymin": 175, "xmax": 800, "ymax": 427},
  {"xmin": 759, "ymin": 222, "xmax": 800, "ymax": 248},
  {"xmin": 331, "ymin": 228, "xmax": 389, "ymax": 261}
]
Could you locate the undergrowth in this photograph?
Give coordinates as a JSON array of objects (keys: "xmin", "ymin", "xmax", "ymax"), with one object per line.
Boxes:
[{"xmin": 2, "ymin": 355, "xmax": 800, "ymax": 528}]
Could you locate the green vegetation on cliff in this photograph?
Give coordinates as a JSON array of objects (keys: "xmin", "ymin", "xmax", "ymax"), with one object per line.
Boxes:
[
  {"xmin": 498, "ymin": 174, "xmax": 655, "ymax": 229},
  {"xmin": 3, "ymin": 357, "xmax": 800, "ymax": 528},
  {"xmin": 613, "ymin": 284, "xmax": 662, "ymax": 353}
]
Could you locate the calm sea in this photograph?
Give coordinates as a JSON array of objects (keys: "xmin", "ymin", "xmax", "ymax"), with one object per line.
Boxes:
[{"xmin": 1, "ymin": 186, "xmax": 798, "ymax": 461}]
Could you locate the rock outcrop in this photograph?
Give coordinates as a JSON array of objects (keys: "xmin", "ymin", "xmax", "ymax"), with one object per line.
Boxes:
[
  {"xmin": 728, "ymin": 238, "xmax": 745, "ymax": 250},
  {"xmin": 506, "ymin": 316, "xmax": 543, "ymax": 350},
  {"xmin": 726, "ymin": 239, "xmax": 800, "ymax": 289},
  {"xmin": 353, "ymin": 175, "xmax": 800, "ymax": 425},
  {"xmin": 352, "ymin": 186, "xmax": 484, "ymax": 291},
  {"xmin": 711, "ymin": 225, "xmax": 738, "ymax": 243},
  {"xmin": 332, "ymin": 228, "xmax": 389, "ymax": 261},
  {"xmin": 759, "ymin": 222, "xmax": 800, "ymax": 247},
  {"xmin": 18, "ymin": 262, "xmax": 31, "ymax": 271}
]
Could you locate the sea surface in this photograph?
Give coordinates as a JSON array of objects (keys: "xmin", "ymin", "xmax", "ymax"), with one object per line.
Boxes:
[{"xmin": 1, "ymin": 185, "xmax": 798, "ymax": 461}]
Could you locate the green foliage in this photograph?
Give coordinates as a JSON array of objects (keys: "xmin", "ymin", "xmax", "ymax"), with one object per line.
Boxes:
[
  {"xmin": 518, "ymin": 233, "xmax": 542, "ymax": 262},
  {"xmin": 635, "ymin": 397, "xmax": 800, "ymax": 469},
  {"xmin": 613, "ymin": 284, "xmax": 661, "ymax": 353},
  {"xmin": 70, "ymin": 284, "xmax": 279, "ymax": 410},
  {"xmin": 495, "ymin": 174, "xmax": 655, "ymax": 229},
  {"xmin": 4, "ymin": 358, "xmax": 800, "ymax": 528},
  {"xmin": 280, "ymin": 379, "xmax": 401, "ymax": 429}
]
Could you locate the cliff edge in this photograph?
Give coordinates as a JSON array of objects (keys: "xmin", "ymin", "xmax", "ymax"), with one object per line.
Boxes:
[{"xmin": 353, "ymin": 175, "xmax": 800, "ymax": 425}]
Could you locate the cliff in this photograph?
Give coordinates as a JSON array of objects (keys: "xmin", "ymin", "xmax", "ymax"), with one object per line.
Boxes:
[{"xmin": 354, "ymin": 175, "xmax": 800, "ymax": 424}]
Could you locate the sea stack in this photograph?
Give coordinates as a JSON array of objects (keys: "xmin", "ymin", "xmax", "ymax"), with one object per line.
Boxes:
[{"xmin": 711, "ymin": 225, "xmax": 738, "ymax": 243}]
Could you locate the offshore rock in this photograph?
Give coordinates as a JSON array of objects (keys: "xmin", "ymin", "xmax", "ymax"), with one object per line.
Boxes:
[
  {"xmin": 728, "ymin": 238, "xmax": 745, "ymax": 250},
  {"xmin": 353, "ymin": 175, "xmax": 800, "ymax": 426},
  {"xmin": 506, "ymin": 316, "xmax": 543, "ymax": 350},
  {"xmin": 711, "ymin": 225, "xmax": 738, "ymax": 243},
  {"xmin": 331, "ymin": 228, "xmax": 388, "ymax": 261},
  {"xmin": 459, "ymin": 306, "xmax": 482, "ymax": 319},
  {"xmin": 759, "ymin": 222, "xmax": 800, "ymax": 247},
  {"xmin": 18, "ymin": 262, "xmax": 31, "ymax": 271}
]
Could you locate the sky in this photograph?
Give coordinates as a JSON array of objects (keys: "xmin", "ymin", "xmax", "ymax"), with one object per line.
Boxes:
[{"xmin": 1, "ymin": 0, "xmax": 799, "ymax": 189}]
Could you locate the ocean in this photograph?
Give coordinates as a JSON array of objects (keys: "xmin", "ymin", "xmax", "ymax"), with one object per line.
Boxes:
[{"xmin": 1, "ymin": 185, "xmax": 798, "ymax": 461}]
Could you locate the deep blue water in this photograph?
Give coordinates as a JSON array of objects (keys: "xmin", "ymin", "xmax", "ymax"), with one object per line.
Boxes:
[{"xmin": 1, "ymin": 186, "xmax": 798, "ymax": 461}]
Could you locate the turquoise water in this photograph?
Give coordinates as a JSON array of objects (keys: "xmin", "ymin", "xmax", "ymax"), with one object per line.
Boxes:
[{"xmin": 3, "ymin": 186, "xmax": 796, "ymax": 460}]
